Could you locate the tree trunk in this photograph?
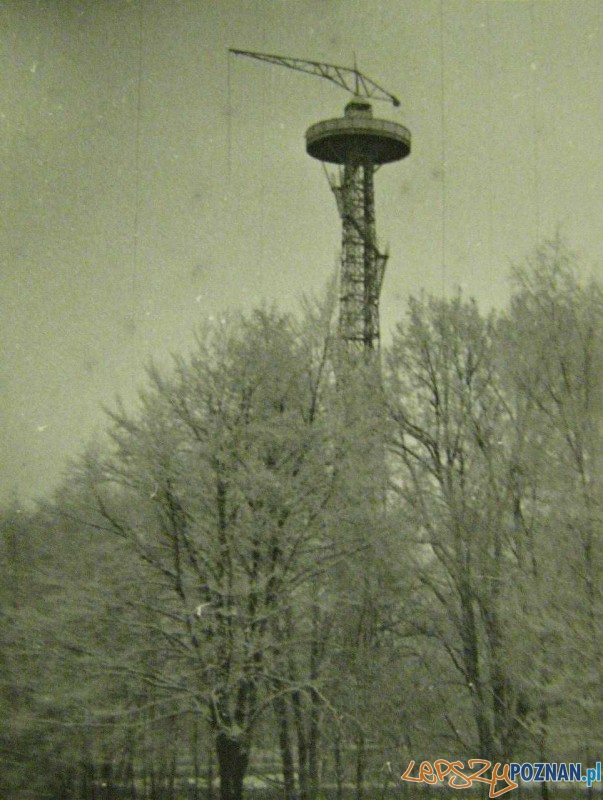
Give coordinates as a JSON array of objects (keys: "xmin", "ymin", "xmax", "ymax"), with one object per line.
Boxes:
[
  {"xmin": 101, "ymin": 759, "xmax": 114, "ymax": 800},
  {"xmin": 149, "ymin": 763, "xmax": 157, "ymax": 800},
  {"xmin": 168, "ymin": 743, "xmax": 178, "ymax": 800},
  {"xmin": 291, "ymin": 687, "xmax": 310, "ymax": 800},
  {"xmin": 125, "ymin": 750, "xmax": 137, "ymax": 800},
  {"xmin": 274, "ymin": 694, "xmax": 296, "ymax": 800},
  {"xmin": 308, "ymin": 688, "xmax": 321, "ymax": 800},
  {"xmin": 207, "ymin": 742, "xmax": 215, "ymax": 800},
  {"xmin": 333, "ymin": 731, "xmax": 343, "ymax": 800},
  {"xmin": 355, "ymin": 733, "xmax": 365, "ymax": 800},
  {"xmin": 216, "ymin": 731, "xmax": 250, "ymax": 800},
  {"xmin": 459, "ymin": 577, "xmax": 494, "ymax": 764},
  {"xmin": 80, "ymin": 755, "xmax": 96, "ymax": 800},
  {"xmin": 192, "ymin": 715, "xmax": 200, "ymax": 800}
]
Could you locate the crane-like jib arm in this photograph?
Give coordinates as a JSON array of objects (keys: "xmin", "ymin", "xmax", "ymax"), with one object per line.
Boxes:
[{"xmin": 229, "ymin": 48, "xmax": 400, "ymax": 107}]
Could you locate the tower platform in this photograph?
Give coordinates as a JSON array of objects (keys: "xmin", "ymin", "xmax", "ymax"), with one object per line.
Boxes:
[{"xmin": 305, "ymin": 101, "xmax": 411, "ymax": 165}]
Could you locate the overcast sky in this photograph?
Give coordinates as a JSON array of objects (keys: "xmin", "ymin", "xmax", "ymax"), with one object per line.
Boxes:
[{"xmin": 2, "ymin": 0, "xmax": 602, "ymax": 506}]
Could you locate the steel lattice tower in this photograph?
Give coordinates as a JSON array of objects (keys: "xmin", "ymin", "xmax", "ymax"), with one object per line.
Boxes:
[
  {"xmin": 229, "ymin": 50, "xmax": 411, "ymax": 353},
  {"xmin": 306, "ymin": 100, "xmax": 410, "ymax": 352}
]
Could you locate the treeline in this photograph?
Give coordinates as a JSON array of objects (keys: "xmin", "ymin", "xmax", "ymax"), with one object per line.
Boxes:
[{"xmin": 1, "ymin": 240, "xmax": 601, "ymax": 800}]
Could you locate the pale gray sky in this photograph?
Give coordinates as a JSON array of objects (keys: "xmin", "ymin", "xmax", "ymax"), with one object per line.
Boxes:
[{"xmin": 2, "ymin": 0, "xmax": 602, "ymax": 505}]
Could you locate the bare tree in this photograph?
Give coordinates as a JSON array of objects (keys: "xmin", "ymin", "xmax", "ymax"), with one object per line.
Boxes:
[
  {"xmin": 68, "ymin": 306, "xmax": 368, "ymax": 800},
  {"xmin": 385, "ymin": 292, "xmax": 534, "ymax": 763},
  {"xmin": 499, "ymin": 239, "xmax": 603, "ymax": 772}
]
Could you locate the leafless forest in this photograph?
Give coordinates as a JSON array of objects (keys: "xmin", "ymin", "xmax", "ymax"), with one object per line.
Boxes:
[{"xmin": 1, "ymin": 241, "xmax": 602, "ymax": 800}]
